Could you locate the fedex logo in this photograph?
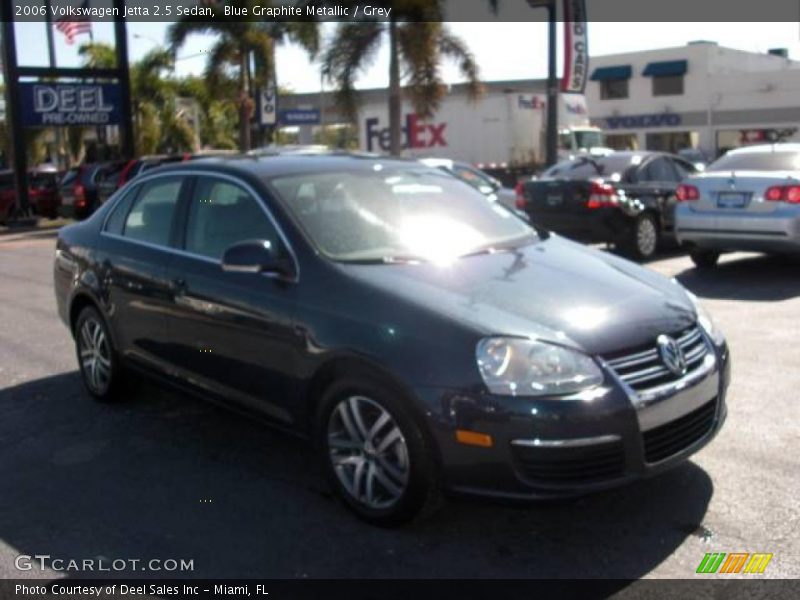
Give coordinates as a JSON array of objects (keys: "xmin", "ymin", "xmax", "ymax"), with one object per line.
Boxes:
[
  {"xmin": 518, "ymin": 95, "xmax": 545, "ymax": 110},
  {"xmin": 365, "ymin": 113, "xmax": 447, "ymax": 152},
  {"xmin": 565, "ymin": 102, "xmax": 587, "ymax": 115}
]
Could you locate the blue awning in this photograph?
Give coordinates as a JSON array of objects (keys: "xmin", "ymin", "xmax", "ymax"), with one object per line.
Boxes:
[
  {"xmin": 590, "ymin": 65, "xmax": 632, "ymax": 81},
  {"xmin": 642, "ymin": 60, "xmax": 688, "ymax": 77}
]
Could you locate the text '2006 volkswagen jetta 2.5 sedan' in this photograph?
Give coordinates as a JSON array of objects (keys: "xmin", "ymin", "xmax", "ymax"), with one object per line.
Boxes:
[{"xmin": 54, "ymin": 154, "xmax": 730, "ymax": 525}]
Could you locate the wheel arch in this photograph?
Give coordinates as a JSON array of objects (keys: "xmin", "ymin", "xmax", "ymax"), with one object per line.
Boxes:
[
  {"xmin": 302, "ymin": 354, "xmax": 444, "ymax": 470},
  {"xmin": 68, "ymin": 292, "xmax": 99, "ymax": 336}
]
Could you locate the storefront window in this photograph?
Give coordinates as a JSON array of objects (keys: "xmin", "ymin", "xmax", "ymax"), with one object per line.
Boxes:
[
  {"xmin": 605, "ymin": 134, "xmax": 639, "ymax": 151},
  {"xmin": 716, "ymin": 128, "xmax": 799, "ymax": 157},
  {"xmin": 645, "ymin": 131, "xmax": 696, "ymax": 154}
]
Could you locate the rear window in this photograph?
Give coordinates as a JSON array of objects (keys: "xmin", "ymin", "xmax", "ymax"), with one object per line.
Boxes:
[
  {"xmin": 707, "ymin": 151, "xmax": 800, "ymax": 172},
  {"xmin": 29, "ymin": 173, "xmax": 58, "ymax": 188},
  {"xmin": 543, "ymin": 155, "xmax": 638, "ymax": 180}
]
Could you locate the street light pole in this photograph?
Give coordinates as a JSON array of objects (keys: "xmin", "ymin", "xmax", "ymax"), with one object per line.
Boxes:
[
  {"xmin": 546, "ymin": 1, "xmax": 558, "ymax": 167},
  {"xmin": 528, "ymin": 0, "xmax": 559, "ymax": 167}
]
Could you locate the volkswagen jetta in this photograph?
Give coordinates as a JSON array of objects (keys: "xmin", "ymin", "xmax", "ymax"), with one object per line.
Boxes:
[{"xmin": 54, "ymin": 154, "xmax": 730, "ymax": 524}]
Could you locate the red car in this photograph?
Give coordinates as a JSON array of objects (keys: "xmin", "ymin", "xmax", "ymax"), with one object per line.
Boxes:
[
  {"xmin": 0, "ymin": 168, "xmax": 62, "ymax": 223},
  {"xmin": 28, "ymin": 167, "xmax": 61, "ymax": 219}
]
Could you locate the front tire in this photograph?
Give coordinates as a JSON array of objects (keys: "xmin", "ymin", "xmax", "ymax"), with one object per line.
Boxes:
[
  {"xmin": 690, "ymin": 249, "xmax": 720, "ymax": 269},
  {"xmin": 74, "ymin": 306, "xmax": 124, "ymax": 402},
  {"xmin": 621, "ymin": 212, "xmax": 659, "ymax": 261},
  {"xmin": 317, "ymin": 376, "xmax": 440, "ymax": 526}
]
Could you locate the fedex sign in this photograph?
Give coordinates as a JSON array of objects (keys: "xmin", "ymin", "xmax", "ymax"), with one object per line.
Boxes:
[{"xmin": 365, "ymin": 113, "xmax": 447, "ymax": 152}]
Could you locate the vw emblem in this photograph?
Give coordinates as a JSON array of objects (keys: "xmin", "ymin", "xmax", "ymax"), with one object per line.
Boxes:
[{"xmin": 657, "ymin": 334, "xmax": 687, "ymax": 376}]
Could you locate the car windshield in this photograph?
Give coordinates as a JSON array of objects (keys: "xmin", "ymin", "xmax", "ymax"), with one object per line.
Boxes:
[
  {"xmin": 706, "ymin": 150, "xmax": 800, "ymax": 172},
  {"xmin": 574, "ymin": 130, "xmax": 604, "ymax": 149},
  {"xmin": 270, "ymin": 167, "xmax": 535, "ymax": 264}
]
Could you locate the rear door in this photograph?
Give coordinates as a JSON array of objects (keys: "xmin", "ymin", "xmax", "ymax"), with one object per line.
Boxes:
[{"xmin": 98, "ymin": 175, "xmax": 188, "ymax": 371}]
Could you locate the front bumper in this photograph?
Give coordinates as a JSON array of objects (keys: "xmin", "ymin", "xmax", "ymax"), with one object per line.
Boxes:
[
  {"xmin": 413, "ymin": 339, "xmax": 730, "ymax": 500},
  {"xmin": 676, "ymin": 204, "xmax": 800, "ymax": 253}
]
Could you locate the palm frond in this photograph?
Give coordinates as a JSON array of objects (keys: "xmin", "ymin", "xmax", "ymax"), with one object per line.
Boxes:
[{"xmin": 322, "ymin": 22, "xmax": 384, "ymax": 121}]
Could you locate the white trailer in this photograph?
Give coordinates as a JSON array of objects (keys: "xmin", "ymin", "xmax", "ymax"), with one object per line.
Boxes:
[{"xmin": 357, "ymin": 89, "xmax": 605, "ymax": 169}]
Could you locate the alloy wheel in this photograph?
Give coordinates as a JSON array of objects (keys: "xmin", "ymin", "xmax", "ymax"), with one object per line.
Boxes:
[
  {"xmin": 327, "ymin": 395, "xmax": 410, "ymax": 510},
  {"xmin": 78, "ymin": 318, "xmax": 112, "ymax": 395},
  {"xmin": 636, "ymin": 216, "xmax": 658, "ymax": 257}
]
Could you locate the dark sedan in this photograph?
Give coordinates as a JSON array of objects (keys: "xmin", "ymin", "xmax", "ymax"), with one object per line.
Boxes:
[
  {"xmin": 517, "ymin": 152, "xmax": 699, "ymax": 260},
  {"xmin": 54, "ymin": 154, "xmax": 729, "ymax": 524}
]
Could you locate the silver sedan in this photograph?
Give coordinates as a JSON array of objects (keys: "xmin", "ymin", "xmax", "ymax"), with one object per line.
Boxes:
[{"xmin": 675, "ymin": 143, "xmax": 800, "ymax": 268}]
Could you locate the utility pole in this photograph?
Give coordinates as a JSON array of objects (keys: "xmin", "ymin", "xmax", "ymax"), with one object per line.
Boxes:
[
  {"xmin": 114, "ymin": 0, "xmax": 135, "ymax": 159},
  {"xmin": 528, "ymin": 0, "xmax": 559, "ymax": 167},
  {"xmin": 0, "ymin": 9, "xmax": 30, "ymax": 217},
  {"xmin": 546, "ymin": 1, "xmax": 559, "ymax": 167}
]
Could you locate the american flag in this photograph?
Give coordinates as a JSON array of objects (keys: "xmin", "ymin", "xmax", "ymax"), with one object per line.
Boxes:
[{"xmin": 55, "ymin": 0, "xmax": 93, "ymax": 45}]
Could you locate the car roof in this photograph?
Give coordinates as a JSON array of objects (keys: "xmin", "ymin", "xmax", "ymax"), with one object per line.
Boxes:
[
  {"xmin": 150, "ymin": 153, "xmax": 421, "ymax": 179},
  {"xmin": 727, "ymin": 143, "xmax": 800, "ymax": 155}
]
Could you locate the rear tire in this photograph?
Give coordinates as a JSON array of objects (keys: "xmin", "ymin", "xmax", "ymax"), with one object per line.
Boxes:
[
  {"xmin": 74, "ymin": 306, "xmax": 125, "ymax": 402},
  {"xmin": 621, "ymin": 212, "xmax": 659, "ymax": 261},
  {"xmin": 317, "ymin": 375, "xmax": 441, "ymax": 526},
  {"xmin": 690, "ymin": 249, "xmax": 720, "ymax": 269}
]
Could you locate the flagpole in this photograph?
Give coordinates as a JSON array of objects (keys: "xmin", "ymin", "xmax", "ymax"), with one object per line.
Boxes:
[{"xmin": 44, "ymin": 0, "xmax": 66, "ymax": 170}]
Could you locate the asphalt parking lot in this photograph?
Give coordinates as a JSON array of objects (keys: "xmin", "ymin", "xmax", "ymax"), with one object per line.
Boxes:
[{"xmin": 0, "ymin": 230, "xmax": 798, "ymax": 580}]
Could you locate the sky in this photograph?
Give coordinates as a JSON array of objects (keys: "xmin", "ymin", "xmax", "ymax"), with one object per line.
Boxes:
[{"xmin": 11, "ymin": 21, "xmax": 800, "ymax": 93}]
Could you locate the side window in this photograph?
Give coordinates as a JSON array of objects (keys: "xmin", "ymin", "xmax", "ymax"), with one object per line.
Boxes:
[
  {"xmin": 122, "ymin": 177, "xmax": 183, "ymax": 246},
  {"xmin": 184, "ymin": 177, "xmax": 280, "ymax": 261},
  {"xmin": 642, "ymin": 158, "xmax": 679, "ymax": 183},
  {"xmin": 104, "ymin": 186, "xmax": 138, "ymax": 235}
]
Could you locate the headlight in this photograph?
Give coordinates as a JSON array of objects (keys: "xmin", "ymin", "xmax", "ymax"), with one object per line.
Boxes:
[
  {"xmin": 688, "ymin": 291, "xmax": 725, "ymax": 345},
  {"xmin": 476, "ymin": 337, "xmax": 603, "ymax": 397}
]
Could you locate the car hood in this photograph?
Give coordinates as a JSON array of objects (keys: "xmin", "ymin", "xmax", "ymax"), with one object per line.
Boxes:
[{"xmin": 339, "ymin": 235, "xmax": 696, "ymax": 356}]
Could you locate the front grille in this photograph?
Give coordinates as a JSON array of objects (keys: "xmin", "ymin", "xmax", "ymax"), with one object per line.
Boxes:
[
  {"xmin": 513, "ymin": 441, "xmax": 625, "ymax": 485},
  {"xmin": 604, "ymin": 326, "xmax": 709, "ymax": 394},
  {"xmin": 642, "ymin": 399, "xmax": 717, "ymax": 463}
]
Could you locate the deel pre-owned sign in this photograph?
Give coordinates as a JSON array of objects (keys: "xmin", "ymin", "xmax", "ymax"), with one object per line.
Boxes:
[{"xmin": 20, "ymin": 83, "xmax": 123, "ymax": 127}]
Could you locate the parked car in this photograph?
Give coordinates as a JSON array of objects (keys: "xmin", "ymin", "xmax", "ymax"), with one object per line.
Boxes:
[
  {"xmin": 675, "ymin": 143, "xmax": 800, "ymax": 268},
  {"xmin": 59, "ymin": 163, "xmax": 112, "ymax": 219},
  {"xmin": 54, "ymin": 154, "xmax": 730, "ymax": 524},
  {"xmin": 0, "ymin": 170, "xmax": 16, "ymax": 223},
  {"xmin": 96, "ymin": 155, "xmax": 188, "ymax": 205},
  {"xmin": 419, "ymin": 157, "xmax": 517, "ymax": 209},
  {"xmin": 28, "ymin": 166, "xmax": 62, "ymax": 219},
  {"xmin": 516, "ymin": 152, "xmax": 699, "ymax": 260},
  {"xmin": 0, "ymin": 167, "xmax": 62, "ymax": 222}
]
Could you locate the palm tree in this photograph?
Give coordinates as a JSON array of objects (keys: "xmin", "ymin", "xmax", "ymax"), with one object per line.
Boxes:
[
  {"xmin": 322, "ymin": 1, "xmax": 482, "ymax": 156},
  {"xmin": 168, "ymin": 1, "xmax": 319, "ymax": 151},
  {"xmin": 78, "ymin": 42, "xmax": 199, "ymax": 155}
]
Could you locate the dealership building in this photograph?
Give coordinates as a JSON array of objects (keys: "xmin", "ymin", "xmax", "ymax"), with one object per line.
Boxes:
[
  {"xmin": 586, "ymin": 41, "xmax": 800, "ymax": 158},
  {"xmin": 279, "ymin": 41, "xmax": 800, "ymax": 163}
]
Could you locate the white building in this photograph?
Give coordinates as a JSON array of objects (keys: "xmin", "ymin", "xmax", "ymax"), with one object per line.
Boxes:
[{"xmin": 586, "ymin": 41, "xmax": 800, "ymax": 159}]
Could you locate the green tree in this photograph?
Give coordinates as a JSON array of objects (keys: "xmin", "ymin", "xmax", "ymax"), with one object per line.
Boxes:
[
  {"xmin": 168, "ymin": 1, "xmax": 319, "ymax": 151},
  {"xmin": 79, "ymin": 42, "xmax": 199, "ymax": 155},
  {"xmin": 322, "ymin": 1, "xmax": 482, "ymax": 156}
]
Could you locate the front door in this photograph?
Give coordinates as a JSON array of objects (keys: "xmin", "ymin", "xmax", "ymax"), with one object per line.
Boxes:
[{"xmin": 164, "ymin": 175, "xmax": 300, "ymax": 425}]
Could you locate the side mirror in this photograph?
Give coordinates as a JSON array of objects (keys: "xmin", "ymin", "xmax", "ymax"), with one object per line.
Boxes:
[{"xmin": 221, "ymin": 240, "xmax": 296, "ymax": 280}]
